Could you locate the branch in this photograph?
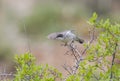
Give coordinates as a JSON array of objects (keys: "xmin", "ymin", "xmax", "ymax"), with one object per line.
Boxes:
[
  {"xmin": 66, "ymin": 43, "xmax": 83, "ymax": 74},
  {"xmin": 63, "ymin": 27, "xmax": 95, "ymax": 75},
  {"xmin": 82, "ymin": 27, "xmax": 95, "ymax": 55},
  {"xmin": 110, "ymin": 42, "xmax": 118, "ymax": 81},
  {"xmin": 73, "ymin": 27, "xmax": 95, "ymax": 74},
  {"xmin": 69, "ymin": 44, "xmax": 80, "ymax": 62},
  {"xmin": 0, "ymin": 73, "xmax": 14, "ymax": 80},
  {"xmin": 24, "ymin": 24, "xmax": 31, "ymax": 53},
  {"xmin": 92, "ymin": 73, "xmax": 100, "ymax": 80},
  {"xmin": 0, "ymin": 73, "xmax": 13, "ymax": 76},
  {"xmin": 62, "ymin": 64, "xmax": 72, "ymax": 75}
]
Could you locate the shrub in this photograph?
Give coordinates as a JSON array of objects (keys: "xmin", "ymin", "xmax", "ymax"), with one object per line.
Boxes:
[
  {"xmin": 14, "ymin": 52, "xmax": 62, "ymax": 81},
  {"xmin": 65, "ymin": 12, "xmax": 120, "ymax": 81}
]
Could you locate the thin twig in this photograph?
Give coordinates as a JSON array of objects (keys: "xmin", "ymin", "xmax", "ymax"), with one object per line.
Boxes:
[
  {"xmin": 24, "ymin": 24, "xmax": 31, "ymax": 52},
  {"xmin": 69, "ymin": 45, "xmax": 83, "ymax": 74},
  {"xmin": 82, "ymin": 27, "xmax": 95, "ymax": 56},
  {"xmin": 69, "ymin": 44, "xmax": 79, "ymax": 62},
  {"xmin": 0, "ymin": 73, "xmax": 13, "ymax": 76},
  {"xmin": 73, "ymin": 27, "xmax": 95, "ymax": 74},
  {"xmin": 62, "ymin": 64, "xmax": 72, "ymax": 75},
  {"xmin": 63, "ymin": 27, "xmax": 95, "ymax": 75},
  {"xmin": 92, "ymin": 73, "xmax": 100, "ymax": 80},
  {"xmin": 110, "ymin": 43, "xmax": 118, "ymax": 81}
]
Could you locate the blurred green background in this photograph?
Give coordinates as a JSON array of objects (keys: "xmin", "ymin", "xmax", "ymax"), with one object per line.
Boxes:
[{"xmin": 0, "ymin": 0, "xmax": 120, "ymax": 74}]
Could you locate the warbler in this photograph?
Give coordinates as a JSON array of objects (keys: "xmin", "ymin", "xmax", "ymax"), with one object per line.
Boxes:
[{"xmin": 47, "ymin": 30, "xmax": 84, "ymax": 45}]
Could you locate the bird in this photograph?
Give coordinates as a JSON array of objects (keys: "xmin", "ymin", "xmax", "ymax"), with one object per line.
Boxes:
[{"xmin": 47, "ymin": 30, "xmax": 84, "ymax": 45}]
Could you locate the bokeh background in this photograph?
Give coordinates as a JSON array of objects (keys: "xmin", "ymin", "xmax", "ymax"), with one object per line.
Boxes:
[{"xmin": 0, "ymin": 0, "xmax": 120, "ymax": 76}]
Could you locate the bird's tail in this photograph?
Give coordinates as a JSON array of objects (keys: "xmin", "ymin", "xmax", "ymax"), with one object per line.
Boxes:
[{"xmin": 76, "ymin": 37, "xmax": 84, "ymax": 44}]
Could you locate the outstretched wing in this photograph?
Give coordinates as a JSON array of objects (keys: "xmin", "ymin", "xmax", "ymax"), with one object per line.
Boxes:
[{"xmin": 47, "ymin": 32, "xmax": 59, "ymax": 39}]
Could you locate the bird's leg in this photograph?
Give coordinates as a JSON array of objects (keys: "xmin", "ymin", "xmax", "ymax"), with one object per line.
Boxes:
[
  {"xmin": 69, "ymin": 40, "xmax": 74, "ymax": 46},
  {"xmin": 65, "ymin": 42, "xmax": 68, "ymax": 46},
  {"xmin": 61, "ymin": 42, "xmax": 68, "ymax": 46}
]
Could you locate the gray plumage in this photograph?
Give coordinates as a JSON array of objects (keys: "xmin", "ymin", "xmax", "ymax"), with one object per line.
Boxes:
[{"xmin": 47, "ymin": 30, "xmax": 84, "ymax": 44}]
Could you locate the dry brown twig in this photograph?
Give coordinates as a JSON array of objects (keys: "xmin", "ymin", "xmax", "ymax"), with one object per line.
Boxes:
[
  {"xmin": 0, "ymin": 64, "xmax": 14, "ymax": 80},
  {"xmin": 63, "ymin": 27, "xmax": 96, "ymax": 75},
  {"xmin": 110, "ymin": 42, "xmax": 118, "ymax": 81}
]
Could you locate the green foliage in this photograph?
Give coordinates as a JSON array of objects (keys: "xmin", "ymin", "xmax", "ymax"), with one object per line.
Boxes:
[
  {"xmin": 65, "ymin": 13, "xmax": 120, "ymax": 81},
  {"xmin": 88, "ymin": 12, "xmax": 98, "ymax": 25},
  {"xmin": 14, "ymin": 52, "xmax": 62, "ymax": 81},
  {"xmin": 66, "ymin": 75, "xmax": 80, "ymax": 81}
]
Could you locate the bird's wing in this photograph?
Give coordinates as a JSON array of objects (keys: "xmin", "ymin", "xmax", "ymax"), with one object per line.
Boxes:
[
  {"xmin": 47, "ymin": 32, "xmax": 59, "ymax": 39},
  {"xmin": 47, "ymin": 30, "xmax": 74, "ymax": 39}
]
